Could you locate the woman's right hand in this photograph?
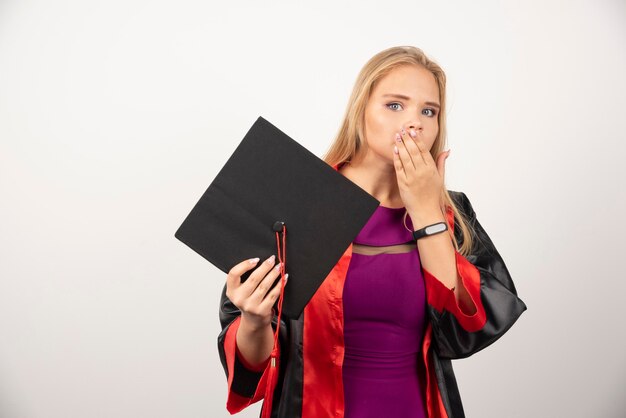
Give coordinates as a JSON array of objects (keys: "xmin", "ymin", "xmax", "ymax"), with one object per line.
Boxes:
[{"xmin": 226, "ymin": 254, "xmax": 288, "ymax": 331}]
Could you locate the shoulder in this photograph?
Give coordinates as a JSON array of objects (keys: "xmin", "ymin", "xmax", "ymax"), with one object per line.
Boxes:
[
  {"xmin": 446, "ymin": 190, "xmax": 475, "ymax": 220},
  {"xmin": 446, "ymin": 190, "xmax": 469, "ymax": 207}
]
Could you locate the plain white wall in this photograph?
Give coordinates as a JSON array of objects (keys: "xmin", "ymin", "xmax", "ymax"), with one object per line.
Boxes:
[{"xmin": 1, "ymin": 0, "xmax": 625, "ymax": 417}]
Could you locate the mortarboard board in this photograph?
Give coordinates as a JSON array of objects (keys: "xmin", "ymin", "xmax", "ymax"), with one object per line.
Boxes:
[{"xmin": 175, "ymin": 115, "xmax": 380, "ymax": 320}]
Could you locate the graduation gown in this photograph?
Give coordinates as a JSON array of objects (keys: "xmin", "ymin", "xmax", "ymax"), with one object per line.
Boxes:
[{"xmin": 217, "ymin": 163, "xmax": 528, "ymax": 418}]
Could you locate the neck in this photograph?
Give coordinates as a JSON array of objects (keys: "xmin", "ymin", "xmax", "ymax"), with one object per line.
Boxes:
[{"xmin": 339, "ymin": 154, "xmax": 403, "ymax": 207}]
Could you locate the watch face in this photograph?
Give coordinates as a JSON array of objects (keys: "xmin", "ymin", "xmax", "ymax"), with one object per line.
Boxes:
[{"xmin": 425, "ymin": 223, "xmax": 447, "ymax": 235}]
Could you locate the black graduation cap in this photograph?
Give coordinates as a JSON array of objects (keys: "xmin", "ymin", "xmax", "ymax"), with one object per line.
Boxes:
[{"xmin": 175, "ymin": 116, "xmax": 380, "ymax": 321}]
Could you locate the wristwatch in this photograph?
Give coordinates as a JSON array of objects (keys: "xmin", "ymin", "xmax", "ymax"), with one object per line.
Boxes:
[{"xmin": 412, "ymin": 221, "xmax": 448, "ymax": 240}]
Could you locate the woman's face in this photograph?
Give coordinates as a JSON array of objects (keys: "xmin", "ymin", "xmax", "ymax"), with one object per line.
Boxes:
[{"xmin": 362, "ymin": 64, "xmax": 440, "ymax": 164}]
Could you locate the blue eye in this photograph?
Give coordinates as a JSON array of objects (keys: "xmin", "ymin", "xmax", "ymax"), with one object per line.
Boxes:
[{"xmin": 386, "ymin": 102, "xmax": 402, "ymax": 111}]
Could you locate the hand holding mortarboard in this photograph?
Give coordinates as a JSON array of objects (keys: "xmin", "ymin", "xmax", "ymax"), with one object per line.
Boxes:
[{"xmin": 225, "ymin": 254, "xmax": 288, "ymax": 332}]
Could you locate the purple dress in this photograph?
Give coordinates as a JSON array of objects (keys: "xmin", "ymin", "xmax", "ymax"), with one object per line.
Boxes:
[{"xmin": 342, "ymin": 205, "xmax": 428, "ymax": 418}]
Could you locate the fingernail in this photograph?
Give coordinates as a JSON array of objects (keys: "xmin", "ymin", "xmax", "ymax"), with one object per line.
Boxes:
[
  {"xmin": 274, "ymin": 262, "xmax": 283, "ymax": 270},
  {"xmin": 393, "ymin": 145, "xmax": 399, "ymax": 154},
  {"xmin": 284, "ymin": 273, "xmax": 289, "ymax": 281},
  {"xmin": 395, "ymin": 133, "xmax": 402, "ymax": 142},
  {"xmin": 409, "ymin": 129, "xmax": 416, "ymax": 138},
  {"xmin": 267, "ymin": 255, "xmax": 275, "ymax": 264},
  {"xmin": 249, "ymin": 257, "xmax": 260, "ymax": 264}
]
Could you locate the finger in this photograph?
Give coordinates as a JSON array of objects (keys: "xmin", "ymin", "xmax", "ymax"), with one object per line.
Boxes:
[
  {"xmin": 392, "ymin": 142, "xmax": 407, "ymax": 182},
  {"xmin": 395, "ymin": 132, "xmax": 415, "ymax": 173},
  {"xmin": 409, "ymin": 129, "xmax": 430, "ymax": 165},
  {"xmin": 398, "ymin": 130, "xmax": 417, "ymax": 169},
  {"xmin": 437, "ymin": 149, "xmax": 450, "ymax": 180},
  {"xmin": 250, "ymin": 260, "xmax": 284, "ymax": 302},
  {"xmin": 259, "ymin": 273, "xmax": 289, "ymax": 311},
  {"xmin": 240, "ymin": 254, "xmax": 278, "ymax": 295},
  {"xmin": 227, "ymin": 256, "xmax": 262, "ymax": 290},
  {"xmin": 406, "ymin": 129, "xmax": 428, "ymax": 165}
]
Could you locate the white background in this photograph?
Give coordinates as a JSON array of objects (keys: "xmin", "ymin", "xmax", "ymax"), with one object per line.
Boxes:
[{"xmin": 1, "ymin": 0, "xmax": 625, "ymax": 417}]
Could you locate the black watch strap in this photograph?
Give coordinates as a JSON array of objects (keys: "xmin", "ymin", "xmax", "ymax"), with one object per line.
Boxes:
[{"xmin": 412, "ymin": 221, "xmax": 448, "ymax": 240}]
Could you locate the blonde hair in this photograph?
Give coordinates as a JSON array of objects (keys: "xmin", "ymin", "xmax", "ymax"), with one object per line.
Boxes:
[{"xmin": 322, "ymin": 45, "xmax": 475, "ymax": 256}]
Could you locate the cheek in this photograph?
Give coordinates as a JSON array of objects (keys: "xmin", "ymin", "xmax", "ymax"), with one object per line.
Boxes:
[
  {"xmin": 364, "ymin": 111, "xmax": 388, "ymax": 142},
  {"xmin": 366, "ymin": 112, "xmax": 384, "ymax": 132}
]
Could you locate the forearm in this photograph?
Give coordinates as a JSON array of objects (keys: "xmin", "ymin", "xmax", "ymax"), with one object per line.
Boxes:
[
  {"xmin": 411, "ymin": 209, "xmax": 477, "ymax": 315},
  {"xmin": 235, "ymin": 315, "xmax": 275, "ymax": 367}
]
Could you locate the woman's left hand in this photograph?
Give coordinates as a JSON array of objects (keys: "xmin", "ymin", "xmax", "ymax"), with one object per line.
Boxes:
[{"xmin": 392, "ymin": 127, "xmax": 450, "ymax": 219}]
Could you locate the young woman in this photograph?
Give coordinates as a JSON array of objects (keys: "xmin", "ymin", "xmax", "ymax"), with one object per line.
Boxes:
[{"xmin": 217, "ymin": 46, "xmax": 527, "ymax": 418}]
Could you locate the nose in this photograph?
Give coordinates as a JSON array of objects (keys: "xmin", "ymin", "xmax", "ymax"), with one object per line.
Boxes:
[{"xmin": 404, "ymin": 119, "xmax": 422, "ymax": 133}]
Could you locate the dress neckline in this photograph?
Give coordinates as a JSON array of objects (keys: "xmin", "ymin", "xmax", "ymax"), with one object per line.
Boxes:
[
  {"xmin": 353, "ymin": 204, "xmax": 414, "ymax": 246},
  {"xmin": 378, "ymin": 204, "xmax": 406, "ymax": 211}
]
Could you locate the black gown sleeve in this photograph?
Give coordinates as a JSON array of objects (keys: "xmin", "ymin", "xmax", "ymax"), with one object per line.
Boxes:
[{"xmin": 428, "ymin": 192, "xmax": 528, "ymax": 359}]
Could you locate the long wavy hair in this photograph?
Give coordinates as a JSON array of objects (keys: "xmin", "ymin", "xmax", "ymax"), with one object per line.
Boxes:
[{"xmin": 322, "ymin": 46, "xmax": 475, "ymax": 256}]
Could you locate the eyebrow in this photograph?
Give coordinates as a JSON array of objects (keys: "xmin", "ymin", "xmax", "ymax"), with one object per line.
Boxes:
[{"xmin": 382, "ymin": 93, "xmax": 440, "ymax": 109}]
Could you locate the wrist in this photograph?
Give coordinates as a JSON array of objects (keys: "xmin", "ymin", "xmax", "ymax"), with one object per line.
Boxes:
[
  {"xmin": 409, "ymin": 209, "xmax": 446, "ymax": 230},
  {"xmin": 240, "ymin": 313, "xmax": 272, "ymax": 333}
]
